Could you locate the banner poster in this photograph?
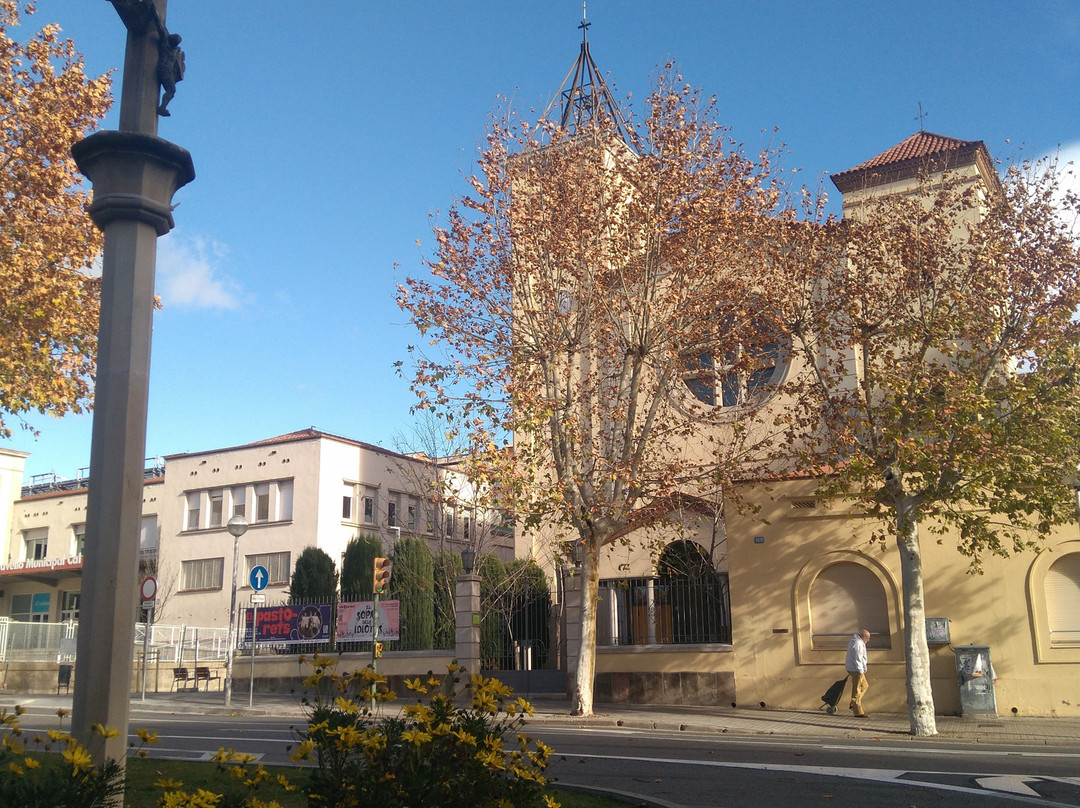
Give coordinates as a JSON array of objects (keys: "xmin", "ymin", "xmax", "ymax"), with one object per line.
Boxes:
[
  {"xmin": 243, "ymin": 603, "xmax": 332, "ymax": 644},
  {"xmin": 336, "ymin": 600, "xmax": 400, "ymax": 642}
]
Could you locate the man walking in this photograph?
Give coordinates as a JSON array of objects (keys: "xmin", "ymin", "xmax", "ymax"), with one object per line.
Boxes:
[{"xmin": 846, "ymin": 629, "xmax": 871, "ymax": 717}]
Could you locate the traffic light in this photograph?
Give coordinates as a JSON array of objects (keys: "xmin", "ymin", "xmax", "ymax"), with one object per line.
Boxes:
[
  {"xmin": 374, "ymin": 641, "xmax": 384, "ymax": 658},
  {"xmin": 373, "ymin": 556, "xmax": 392, "ymax": 594}
]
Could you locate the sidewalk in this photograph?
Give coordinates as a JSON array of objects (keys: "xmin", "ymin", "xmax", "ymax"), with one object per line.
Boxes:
[{"xmin": 7, "ymin": 688, "xmax": 1080, "ymax": 747}]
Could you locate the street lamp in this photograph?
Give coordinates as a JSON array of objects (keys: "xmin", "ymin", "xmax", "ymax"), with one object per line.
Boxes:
[
  {"xmin": 461, "ymin": 546, "xmax": 476, "ymax": 575},
  {"xmin": 224, "ymin": 515, "xmax": 248, "ymax": 707}
]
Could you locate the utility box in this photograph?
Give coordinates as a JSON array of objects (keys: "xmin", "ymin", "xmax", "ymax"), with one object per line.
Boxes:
[{"xmin": 954, "ymin": 645, "xmax": 996, "ymax": 716}]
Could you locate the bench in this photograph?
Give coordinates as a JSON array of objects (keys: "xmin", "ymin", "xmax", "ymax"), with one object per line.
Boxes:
[
  {"xmin": 194, "ymin": 666, "xmax": 222, "ymax": 691},
  {"xmin": 171, "ymin": 666, "xmax": 190, "ymax": 690}
]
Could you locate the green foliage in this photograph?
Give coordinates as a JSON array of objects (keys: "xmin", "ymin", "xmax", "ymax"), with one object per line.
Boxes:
[
  {"xmin": 390, "ymin": 536, "xmax": 435, "ymax": 650},
  {"xmin": 292, "ymin": 655, "xmax": 558, "ymax": 808},
  {"xmin": 478, "ymin": 554, "xmax": 509, "ymax": 668},
  {"xmin": 0, "ymin": 706, "xmax": 137, "ymax": 808},
  {"xmin": 289, "ymin": 546, "xmax": 339, "ymax": 602},
  {"xmin": 341, "ymin": 532, "xmax": 383, "ymax": 600},
  {"xmin": 433, "ymin": 550, "xmax": 464, "ymax": 650}
]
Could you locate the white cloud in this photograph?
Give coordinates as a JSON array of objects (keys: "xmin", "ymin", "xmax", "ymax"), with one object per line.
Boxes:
[
  {"xmin": 1044, "ymin": 140, "xmax": 1080, "ymax": 235},
  {"xmin": 156, "ymin": 235, "xmax": 243, "ymax": 310}
]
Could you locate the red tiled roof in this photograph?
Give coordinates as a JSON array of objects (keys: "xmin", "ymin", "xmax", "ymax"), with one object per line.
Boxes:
[{"xmin": 831, "ymin": 131, "xmax": 996, "ymax": 195}]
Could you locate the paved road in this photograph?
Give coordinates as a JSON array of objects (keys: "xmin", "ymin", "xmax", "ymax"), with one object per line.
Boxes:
[
  {"xmin": 10, "ymin": 697, "xmax": 1080, "ymax": 808},
  {"xmin": 7, "ymin": 691, "xmax": 1080, "ymax": 807}
]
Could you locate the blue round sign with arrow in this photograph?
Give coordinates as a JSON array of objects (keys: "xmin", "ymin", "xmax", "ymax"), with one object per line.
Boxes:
[{"xmin": 249, "ymin": 565, "xmax": 269, "ymax": 591}]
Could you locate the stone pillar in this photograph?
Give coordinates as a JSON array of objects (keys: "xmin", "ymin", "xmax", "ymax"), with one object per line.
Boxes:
[
  {"xmin": 454, "ymin": 574, "xmax": 481, "ymax": 677},
  {"xmin": 69, "ymin": 131, "xmax": 194, "ymax": 765},
  {"xmin": 562, "ymin": 566, "xmax": 583, "ymax": 696}
]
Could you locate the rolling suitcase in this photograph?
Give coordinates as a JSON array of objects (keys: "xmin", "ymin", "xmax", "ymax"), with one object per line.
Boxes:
[{"xmin": 821, "ymin": 674, "xmax": 849, "ymax": 715}]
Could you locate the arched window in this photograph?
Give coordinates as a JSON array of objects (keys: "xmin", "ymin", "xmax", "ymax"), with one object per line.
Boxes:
[
  {"xmin": 1045, "ymin": 553, "xmax": 1080, "ymax": 648},
  {"xmin": 809, "ymin": 562, "xmax": 890, "ymax": 650},
  {"xmin": 682, "ymin": 308, "xmax": 787, "ymax": 408}
]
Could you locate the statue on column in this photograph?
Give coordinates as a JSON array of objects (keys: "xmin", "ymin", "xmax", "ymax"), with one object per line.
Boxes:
[
  {"xmin": 155, "ymin": 30, "xmax": 184, "ymax": 117},
  {"xmin": 107, "ymin": 0, "xmax": 185, "ymax": 118}
]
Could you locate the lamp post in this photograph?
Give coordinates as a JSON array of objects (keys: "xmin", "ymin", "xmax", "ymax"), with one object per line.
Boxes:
[
  {"xmin": 461, "ymin": 546, "xmax": 476, "ymax": 575},
  {"xmin": 224, "ymin": 515, "xmax": 248, "ymax": 707}
]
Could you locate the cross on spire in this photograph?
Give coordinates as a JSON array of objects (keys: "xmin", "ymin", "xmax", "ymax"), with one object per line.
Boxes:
[{"xmin": 915, "ymin": 101, "xmax": 928, "ymax": 132}]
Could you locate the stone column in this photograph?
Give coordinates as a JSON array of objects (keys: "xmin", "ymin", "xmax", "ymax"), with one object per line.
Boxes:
[
  {"xmin": 69, "ymin": 131, "xmax": 194, "ymax": 765},
  {"xmin": 454, "ymin": 574, "xmax": 481, "ymax": 678}
]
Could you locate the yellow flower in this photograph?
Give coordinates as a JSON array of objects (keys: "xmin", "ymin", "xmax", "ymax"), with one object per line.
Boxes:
[
  {"xmin": 543, "ymin": 795, "xmax": 562, "ymax": 807},
  {"xmin": 334, "ymin": 696, "xmax": 360, "ymax": 714},
  {"xmin": 62, "ymin": 742, "xmax": 93, "ymax": 774},
  {"xmin": 451, "ymin": 728, "xmax": 476, "ymax": 746},
  {"xmin": 23, "ymin": 757, "xmax": 40, "ymax": 769},
  {"xmin": 56, "ymin": 707, "xmax": 70, "ymax": 718},
  {"xmin": 401, "ymin": 729, "xmax": 432, "ymax": 746},
  {"xmin": 91, "ymin": 722, "xmax": 120, "ymax": 739},
  {"xmin": 136, "ymin": 727, "xmax": 160, "ymax": 745},
  {"xmin": 404, "ymin": 677, "xmax": 428, "ymax": 693},
  {"xmin": 154, "ymin": 777, "xmax": 184, "ymax": 789},
  {"xmin": 8, "ymin": 761, "xmax": 23, "ymax": 775},
  {"xmin": 289, "ymin": 739, "xmax": 316, "ymax": 761}
]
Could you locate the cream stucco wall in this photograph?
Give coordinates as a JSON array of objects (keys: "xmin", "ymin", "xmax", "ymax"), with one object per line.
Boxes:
[{"xmin": 727, "ymin": 477, "xmax": 1080, "ymax": 717}]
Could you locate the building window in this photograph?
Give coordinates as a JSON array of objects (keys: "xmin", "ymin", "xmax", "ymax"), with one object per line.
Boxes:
[
  {"xmin": 140, "ymin": 515, "xmax": 159, "ymax": 555},
  {"xmin": 181, "ymin": 557, "xmax": 224, "ymax": 591},
  {"xmin": 60, "ymin": 591, "xmax": 80, "ymax": 621},
  {"xmin": 231, "ymin": 486, "xmax": 246, "ymax": 519},
  {"xmin": 278, "ymin": 479, "xmax": 293, "ymax": 521},
  {"xmin": 255, "ymin": 483, "xmax": 270, "ymax": 523},
  {"xmin": 73, "ymin": 524, "xmax": 86, "ymax": 556},
  {"xmin": 406, "ymin": 497, "xmax": 419, "ymax": 531},
  {"xmin": 463, "ymin": 515, "xmax": 471, "ymax": 541},
  {"xmin": 682, "ymin": 310, "xmax": 786, "ymax": 408},
  {"xmin": 363, "ymin": 487, "xmax": 376, "ymax": 525},
  {"xmin": 342, "ymin": 483, "xmax": 354, "ymax": 521},
  {"xmin": 246, "ymin": 551, "xmax": 291, "ymax": 586},
  {"xmin": 10, "ymin": 593, "xmax": 50, "ymax": 622},
  {"xmin": 1045, "ymin": 552, "xmax": 1080, "ymax": 648},
  {"xmin": 387, "ymin": 493, "xmax": 400, "ymax": 527},
  {"xmin": 209, "ymin": 490, "xmax": 224, "ymax": 528},
  {"xmin": 809, "ymin": 562, "xmax": 890, "ymax": 650},
  {"xmin": 186, "ymin": 492, "xmax": 201, "ymax": 531},
  {"xmin": 23, "ymin": 528, "xmax": 47, "ymax": 560}
]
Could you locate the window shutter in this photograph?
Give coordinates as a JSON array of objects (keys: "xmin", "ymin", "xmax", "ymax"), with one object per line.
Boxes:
[
  {"xmin": 1046, "ymin": 553, "xmax": 1080, "ymax": 647},
  {"xmin": 810, "ymin": 562, "xmax": 890, "ymax": 649}
]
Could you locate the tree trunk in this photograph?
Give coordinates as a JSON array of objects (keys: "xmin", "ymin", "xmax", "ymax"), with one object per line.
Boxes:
[
  {"xmin": 570, "ymin": 542, "xmax": 600, "ymax": 716},
  {"xmin": 895, "ymin": 497, "xmax": 938, "ymax": 736}
]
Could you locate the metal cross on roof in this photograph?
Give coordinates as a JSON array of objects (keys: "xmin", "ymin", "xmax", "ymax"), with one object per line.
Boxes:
[{"xmin": 540, "ymin": 10, "xmax": 636, "ymax": 150}]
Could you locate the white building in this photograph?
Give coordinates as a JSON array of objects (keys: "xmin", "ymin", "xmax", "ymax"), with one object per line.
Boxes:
[{"xmin": 0, "ymin": 429, "xmax": 513, "ymax": 630}]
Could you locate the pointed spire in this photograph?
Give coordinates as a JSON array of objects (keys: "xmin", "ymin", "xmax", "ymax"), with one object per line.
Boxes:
[{"xmin": 540, "ymin": 11, "xmax": 636, "ymax": 150}]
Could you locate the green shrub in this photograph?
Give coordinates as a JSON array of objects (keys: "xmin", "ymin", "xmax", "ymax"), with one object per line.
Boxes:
[
  {"xmin": 292, "ymin": 654, "xmax": 559, "ymax": 808},
  {"xmin": 390, "ymin": 536, "xmax": 435, "ymax": 650}
]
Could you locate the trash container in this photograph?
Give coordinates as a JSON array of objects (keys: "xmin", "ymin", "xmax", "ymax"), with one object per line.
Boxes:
[
  {"xmin": 57, "ymin": 664, "xmax": 73, "ymax": 694},
  {"xmin": 954, "ymin": 645, "xmax": 996, "ymax": 716}
]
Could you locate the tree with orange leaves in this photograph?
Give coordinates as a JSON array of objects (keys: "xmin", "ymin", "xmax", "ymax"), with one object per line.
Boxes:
[
  {"xmin": 777, "ymin": 157, "xmax": 1080, "ymax": 736},
  {"xmin": 0, "ymin": 1, "xmax": 111, "ymax": 437},
  {"xmin": 398, "ymin": 67, "xmax": 823, "ymax": 715}
]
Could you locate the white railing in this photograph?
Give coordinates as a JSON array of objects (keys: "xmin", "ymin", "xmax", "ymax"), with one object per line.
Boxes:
[{"xmin": 0, "ymin": 616, "xmax": 229, "ymax": 665}]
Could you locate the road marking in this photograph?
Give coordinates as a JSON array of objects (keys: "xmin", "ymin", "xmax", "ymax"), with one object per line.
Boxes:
[
  {"xmin": 558, "ymin": 752, "xmax": 1080, "ymax": 808},
  {"xmin": 976, "ymin": 776, "xmax": 1042, "ymax": 796}
]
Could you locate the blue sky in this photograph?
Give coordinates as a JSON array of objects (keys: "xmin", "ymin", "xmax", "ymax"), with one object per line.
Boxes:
[{"xmin": 4, "ymin": 0, "xmax": 1079, "ymax": 483}]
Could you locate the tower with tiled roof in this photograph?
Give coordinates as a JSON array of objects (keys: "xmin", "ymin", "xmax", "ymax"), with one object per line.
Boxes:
[{"xmin": 830, "ymin": 131, "xmax": 1000, "ymax": 215}]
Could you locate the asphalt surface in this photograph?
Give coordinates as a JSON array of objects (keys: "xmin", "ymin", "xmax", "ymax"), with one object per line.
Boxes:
[{"xmin": 5, "ymin": 687, "xmax": 1080, "ymax": 747}]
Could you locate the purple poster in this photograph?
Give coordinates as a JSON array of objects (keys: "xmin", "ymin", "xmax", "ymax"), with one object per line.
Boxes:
[{"xmin": 244, "ymin": 603, "xmax": 332, "ymax": 644}]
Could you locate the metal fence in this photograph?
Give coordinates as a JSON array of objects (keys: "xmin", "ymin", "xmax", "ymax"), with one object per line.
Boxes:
[
  {"xmin": 597, "ymin": 574, "xmax": 732, "ymax": 646},
  {"xmin": 0, "ymin": 617, "xmax": 229, "ymax": 665}
]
